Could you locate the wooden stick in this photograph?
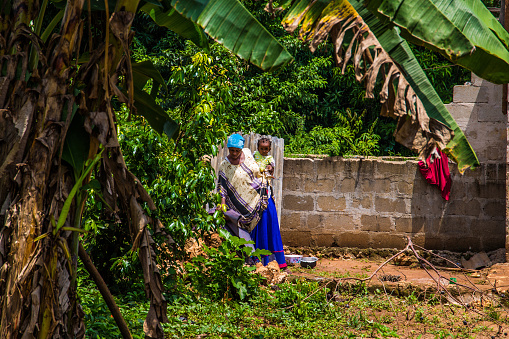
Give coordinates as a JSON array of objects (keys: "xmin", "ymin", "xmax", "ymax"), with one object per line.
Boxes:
[{"xmin": 78, "ymin": 243, "xmax": 133, "ymax": 339}]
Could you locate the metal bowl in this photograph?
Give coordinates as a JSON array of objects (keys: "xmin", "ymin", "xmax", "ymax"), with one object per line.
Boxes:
[{"xmin": 300, "ymin": 257, "xmax": 318, "ymax": 269}]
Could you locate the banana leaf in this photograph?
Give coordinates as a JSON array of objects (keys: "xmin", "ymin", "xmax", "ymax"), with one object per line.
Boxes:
[
  {"xmin": 170, "ymin": 0, "xmax": 292, "ymax": 71},
  {"xmin": 133, "ymin": 87, "xmax": 179, "ymax": 139},
  {"xmin": 140, "ymin": 3, "xmax": 209, "ymax": 50},
  {"xmin": 131, "ymin": 61, "xmax": 179, "ymax": 139},
  {"xmin": 279, "ymin": 0, "xmax": 479, "ymax": 171},
  {"xmin": 349, "ymin": 0, "xmax": 479, "ymax": 171},
  {"xmin": 365, "ymin": 0, "xmax": 509, "ymax": 84}
]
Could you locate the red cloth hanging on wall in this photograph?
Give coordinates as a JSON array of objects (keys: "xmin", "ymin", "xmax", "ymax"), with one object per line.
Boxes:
[{"xmin": 418, "ymin": 148, "xmax": 452, "ymax": 201}]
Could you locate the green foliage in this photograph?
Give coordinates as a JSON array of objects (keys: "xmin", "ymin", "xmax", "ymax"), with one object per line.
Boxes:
[
  {"xmin": 184, "ymin": 230, "xmax": 269, "ymax": 301},
  {"xmin": 130, "ymin": 2, "xmax": 469, "ymax": 158},
  {"xmin": 411, "ymin": 45, "xmax": 470, "ymax": 105},
  {"xmin": 286, "ymin": 109, "xmax": 381, "ymax": 157},
  {"xmin": 83, "ymin": 111, "xmax": 226, "ymax": 291},
  {"xmin": 77, "ymin": 264, "xmax": 148, "ymax": 339}
]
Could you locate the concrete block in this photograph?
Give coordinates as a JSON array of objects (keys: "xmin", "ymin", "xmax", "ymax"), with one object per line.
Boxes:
[
  {"xmin": 357, "ymin": 159, "xmax": 376, "ymax": 177},
  {"xmin": 464, "ymin": 129, "xmax": 478, "ymax": 140},
  {"xmin": 317, "ymin": 196, "xmax": 346, "ymax": 211},
  {"xmin": 332, "ymin": 232, "xmax": 370, "ymax": 248},
  {"xmin": 375, "ymin": 161, "xmax": 409, "ymax": 177},
  {"xmin": 423, "ymin": 218, "xmax": 442, "ymax": 236},
  {"xmin": 408, "ymin": 197, "xmax": 433, "ymax": 217},
  {"xmin": 477, "ymin": 103, "xmax": 506, "ymax": 122},
  {"xmin": 394, "ymin": 216, "xmax": 425, "ymax": 233},
  {"xmin": 423, "ymin": 237, "xmax": 445, "ymax": 250},
  {"xmin": 463, "ymin": 165, "xmax": 481, "ymax": 179},
  {"xmin": 280, "ymin": 212, "xmax": 304, "ymax": 230},
  {"xmin": 479, "ymin": 182, "xmax": 505, "ymax": 199},
  {"xmin": 310, "ymin": 233, "xmax": 335, "ymax": 247},
  {"xmin": 465, "ymin": 126, "xmax": 505, "ymax": 155},
  {"xmin": 283, "ymin": 158, "xmax": 315, "ymax": 177},
  {"xmin": 331, "ymin": 157, "xmax": 345, "ymax": 174},
  {"xmin": 360, "ymin": 178, "xmax": 374, "ymax": 192},
  {"xmin": 373, "ymin": 180, "xmax": 391, "ymax": 193},
  {"xmin": 482, "ymin": 201, "xmax": 505, "ymax": 219},
  {"xmin": 439, "ymin": 216, "xmax": 471, "ymax": 235},
  {"xmin": 342, "ymin": 160, "xmax": 360, "ymax": 178},
  {"xmin": 485, "ymin": 145, "xmax": 506, "ymax": 162},
  {"xmin": 444, "ymin": 103, "xmax": 476, "ymax": 130},
  {"xmin": 360, "ymin": 215, "xmax": 392, "ymax": 232},
  {"xmin": 304, "ymin": 178, "xmax": 335, "ymax": 193},
  {"xmin": 375, "ymin": 197, "xmax": 407, "ymax": 213},
  {"xmin": 487, "ymin": 82, "xmax": 503, "ymax": 104},
  {"xmin": 449, "ymin": 182, "xmax": 468, "ymax": 201},
  {"xmin": 463, "ymin": 199, "xmax": 483, "ymax": 217},
  {"xmin": 470, "ymin": 73, "xmax": 484, "ymax": 87},
  {"xmin": 283, "ymin": 195, "xmax": 314, "ymax": 211},
  {"xmin": 306, "ymin": 213, "xmax": 324, "ymax": 229},
  {"xmin": 471, "ymin": 219, "xmax": 504, "ymax": 235},
  {"xmin": 485, "ymin": 163, "xmax": 501, "ymax": 181},
  {"xmin": 413, "ymin": 174, "xmax": 434, "ymax": 195},
  {"xmin": 397, "ymin": 182, "xmax": 413, "ymax": 196},
  {"xmin": 446, "ymin": 199, "xmax": 481, "ymax": 216},
  {"xmin": 279, "ymin": 155, "xmax": 506, "ymax": 252},
  {"xmin": 283, "ymin": 176, "xmax": 302, "ymax": 191},
  {"xmin": 323, "ymin": 214, "xmax": 355, "ymax": 231},
  {"xmin": 426, "ymin": 196, "xmax": 448, "ymax": 215},
  {"xmin": 370, "ymin": 233, "xmax": 407, "ymax": 249},
  {"xmin": 339, "ymin": 178, "xmax": 357, "ymax": 192},
  {"xmin": 453, "ymin": 85, "xmax": 489, "ymax": 103},
  {"xmin": 281, "ymin": 230, "xmax": 312, "ymax": 246},
  {"xmin": 316, "ymin": 158, "xmax": 336, "ymax": 179},
  {"xmin": 497, "ymin": 163, "xmax": 506, "ymax": 181},
  {"xmin": 481, "ymin": 236, "xmax": 506, "ymax": 251},
  {"xmin": 351, "ymin": 194, "xmax": 373, "ymax": 209},
  {"xmin": 444, "ymin": 236, "xmax": 481, "ymax": 252},
  {"xmin": 409, "ymin": 233, "xmax": 426, "ymax": 247}
]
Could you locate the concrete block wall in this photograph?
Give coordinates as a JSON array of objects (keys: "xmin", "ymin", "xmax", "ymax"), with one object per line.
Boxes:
[
  {"xmin": 446, "ymin": 73, "xmax": 507, "ymax": 163},
  {"xmin": 280, "ymin": 157, "xmax": 505, "ymax": 252}
]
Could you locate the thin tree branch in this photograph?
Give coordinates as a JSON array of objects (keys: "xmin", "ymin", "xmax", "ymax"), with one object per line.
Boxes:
[{"xmin": 78, "ymin": 243, "xmax": 133, "ymax": 339}]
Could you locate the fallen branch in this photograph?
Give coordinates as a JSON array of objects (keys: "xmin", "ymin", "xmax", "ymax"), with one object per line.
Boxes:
[{"xmin": 287, "ymin": 236, "xmax": 507, "ymax": 324}]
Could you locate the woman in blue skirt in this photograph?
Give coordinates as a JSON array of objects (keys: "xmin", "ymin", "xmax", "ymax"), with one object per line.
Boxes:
[{"xmin": 217, "ymin": 134, "xmax": 287, "ymax": 269}]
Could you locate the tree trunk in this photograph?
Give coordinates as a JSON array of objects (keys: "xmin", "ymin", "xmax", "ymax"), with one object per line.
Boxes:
[
  {"xmin": 0, "ymin": 1, "xmax": 87, "ymax": 337},
  {"xmin": 0, "ymin": 1, "xmax": 168, "ymax": 337}
]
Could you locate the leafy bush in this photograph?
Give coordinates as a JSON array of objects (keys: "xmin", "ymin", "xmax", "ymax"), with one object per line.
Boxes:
[
  {"xmin": 286, "ymin": 109, "xmax": 381, "ymax": 157},
  {"xmin": 82, "ymin": 49, "xmax": 233, "ymax": 289},
  {"xmin": 184, "ymin": 230, "xmax": 270, "ymax": 301},
  {"xmin": 77, "ymin": 264, "xmax": 149, "ymax": 339}
]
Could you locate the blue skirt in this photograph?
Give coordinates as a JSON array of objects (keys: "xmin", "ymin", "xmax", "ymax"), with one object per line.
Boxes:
[{"xmin": 250, "ymin": 197, "xmax": 287, "ymax": 268}]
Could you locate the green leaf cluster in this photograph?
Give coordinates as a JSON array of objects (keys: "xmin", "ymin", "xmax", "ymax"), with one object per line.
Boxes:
[
  {"xmin": 184, "ymin": 230, "xmax": 270, "ymax": 301},
  {"xmin": 286, "ymin": 109, "xmax": 381, "ymax": 157}
]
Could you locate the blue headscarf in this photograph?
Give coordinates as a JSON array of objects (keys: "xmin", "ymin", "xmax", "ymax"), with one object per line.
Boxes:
[{"xmin": 227, "ymin": 134, "xmax": 245, "ymax": 149}]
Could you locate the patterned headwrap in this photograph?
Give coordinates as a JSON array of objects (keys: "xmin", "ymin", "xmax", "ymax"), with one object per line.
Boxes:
[{"xmin": 227, "ymin": 134, "xmax": 245, "ymax": 149}]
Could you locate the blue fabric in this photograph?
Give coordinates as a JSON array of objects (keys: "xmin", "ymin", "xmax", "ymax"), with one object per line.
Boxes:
[
  {"xmin": 227, "ymin": 134, "xmax": 245, "ymax": 149},
  {"xmin": 250, "ymin": 197, "xmax": 287, "ymax": 268}
]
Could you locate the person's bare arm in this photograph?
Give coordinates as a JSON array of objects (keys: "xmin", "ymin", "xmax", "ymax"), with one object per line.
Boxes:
[{"xmin": 266, "ymin": 164, "xmax": 274, "ymax": 175}]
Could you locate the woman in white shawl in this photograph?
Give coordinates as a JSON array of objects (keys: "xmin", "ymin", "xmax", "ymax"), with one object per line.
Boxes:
[{"xmin": 217, "ymin": 134, "xmax": 287, "ymax": 269}]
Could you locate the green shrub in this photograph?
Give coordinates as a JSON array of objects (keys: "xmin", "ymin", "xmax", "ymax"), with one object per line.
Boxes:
[
  {"xmin": 286, "ymin": 109, "xmax": 381, "ymax": 156},
  {"xmin": 184, "ymin": 230, "xmax": 270, "ymax": 301}
]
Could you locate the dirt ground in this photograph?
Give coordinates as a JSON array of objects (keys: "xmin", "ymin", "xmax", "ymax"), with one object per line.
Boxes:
[
  {"xmin": 286, "ymin": 247, "xmax": 509, "ymax": 294},
  {"xmin": 283, "ymin": 249, "xmax": 509, "ymax": 338}
]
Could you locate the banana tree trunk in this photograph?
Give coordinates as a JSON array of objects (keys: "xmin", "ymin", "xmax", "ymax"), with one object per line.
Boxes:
[
  {"xmin": 0, "ymin": 1, "xmax": 168, "ymax": 338},
  {"xmin": 0, "ymin": 0, "xmax": 86, "ymax": 337}
]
